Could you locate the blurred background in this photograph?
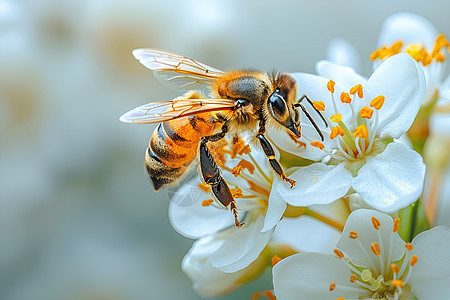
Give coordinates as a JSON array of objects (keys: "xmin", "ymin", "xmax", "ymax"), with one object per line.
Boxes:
[{"xmin": 1, "ymin": 1, "xmax": 449, "ymax": 299}]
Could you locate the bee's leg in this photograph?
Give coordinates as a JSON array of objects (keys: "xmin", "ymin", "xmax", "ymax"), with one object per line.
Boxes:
[
  {"xmin": 199, "ymin": 125, "xmax": 243, "ymax": 227},
  {"xmin": 257, "ymin": 120, "xmax": 296, "ymax": 188},
  {"xmin": 287, "ymin": 130, "xmax": 307, "ymax": 148}
]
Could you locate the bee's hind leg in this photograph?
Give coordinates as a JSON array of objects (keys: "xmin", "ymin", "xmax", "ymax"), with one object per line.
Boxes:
[{"xmin": 199, "ymin": 125, "xmax": 243, "ymax": 227}]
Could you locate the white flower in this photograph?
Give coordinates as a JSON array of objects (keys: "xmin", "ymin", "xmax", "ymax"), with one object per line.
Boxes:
[
  {"xmin": 169, "ymin": 146, "xmax": 287, "ymax": 273},
  {"xmin": 273, "ymin": 209, "xmax": 450, "ymax": 300},
  {"xmin": 372, "ymin": 12, "xmax": 450, "ymax": 106},
  {"xmin": 270, "ymin": 54, "xmax": 426, "ymax": 212}
]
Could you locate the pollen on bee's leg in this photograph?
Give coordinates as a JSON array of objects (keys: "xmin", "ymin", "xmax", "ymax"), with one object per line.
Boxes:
[
  {"xmin": 310, "ymin": 141, "xmax": 325, "ymax": 150},
  {"xmin": 271, "ymin": 255, "xmax": 283, "ymax": 266},
  {"xmin": 202, "ymin": 199, "xmax": 214, "ymax": 207}
]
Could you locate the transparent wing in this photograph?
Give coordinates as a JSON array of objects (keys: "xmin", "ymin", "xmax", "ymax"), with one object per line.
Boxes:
[
  {"xmin": 133, "ymin": 48, "xmax": 225, "ymax": 91},
  {"xmin": 119, "ymin": 98, "xmax": 236, "ymax": 124}
]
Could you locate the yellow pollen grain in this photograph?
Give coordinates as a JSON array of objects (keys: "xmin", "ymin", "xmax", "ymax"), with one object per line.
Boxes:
[
  {"xmin": 353, "ymin": 124, "xmax": 369, "ymax": 138},
  {"xmin": 391, "ymin": 279, "xmax": 404, "ymax": 287},
  {"xmin": 371, "ymin": 217, "xmax": 381, "ymax": 230},
  {"xmin": 393, "ymin": 218, "xmax": 400, "ymax": 232},
  {"xmin": 264, "ymin": 290, "xmax": 277, "ymax": 300},
  {"xmin": 329, "ymin": 281, "xmax": 336, "ymax": 291},
  {"xmin": 371, "ymin": 242, "xmax": 381, "ymax": 256},
  {"xmin": 405, "ymin": 243, "xmax": 414, "ymax": 251},
  {"xmin": 271, "ymin": 255, "xmax": 283, "ymax": 267},
  {"xmin": 334, "ymin": 248, "xmax": 344, "ymax": 258},
  {"xmin": 313, "ymin": 101, "xmax": 326, "ymax": 111},
  {"xmin": 327, "ymin": 80, "xmax": 336, "ymax": 93},
  {"xmin": 202, "ymin": 199, "xmax": 214, "ymax": 207},
  {"xmin": 360, "ymin": 106, "xmax": 374, "ymax": 119},
  {"xmin": 330, "ymin": 113, "xmax": 342, "ymax": 122},
  {"xmin": 391, "ymin": 263, "xmax": 399, "ymax": 274},
  {"xmin": 349, "ymin": 231, "xmax": 359, "ymax": 239},
  {"xmin": 350, "ymin": 84, "xmax": 363, "ymax": 98},
  {"xmin": 310, "ymin": 141, "xmax": 325, "ymax": 150},
  {"xmin": 330, "ymin": 126, "xmax": 345, "ymax": 139},
  {"xmin": 370, "ymin": 95, "xmax": 385, "ymax": 110},
  {"xmin": 340, "ymin": 92, "xmax": 352, "ymax": 104},
  {"xmin": 410, "ymin": 255, "xmax": 418, "ymax": 266}
]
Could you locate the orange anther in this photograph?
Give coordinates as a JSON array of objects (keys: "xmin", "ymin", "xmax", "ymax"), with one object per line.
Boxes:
[
  {"xmin": 329, "ymin": 281, "xmax": 336, "ymax": 291},
  {"xmin": 330, "ymin": 113, "xmax": 342, "ymax": 122},
  {"xmin": 393, "ymin": 218, "xmax": 400, "ymax": 232},
  {"xmin": 405, "ymin": 243, "xmax": 414, "ymax": 251},
  {"xmin": 350, "ymin": 274, "xmax": 357, "ymax": 282},
  {"xmin": 334, "ymin": 248, "xmax": 344, "ymax": 258},
  {"xmin": 371, "ymin": 217, "xmax": 381, "ymax": 230},
  {"xmin": 202, "ymin": 199, "xmax": 214, "ymax": 207},
  {"xmin": 436, "ymin": 34, "xmax": 450, "ymax": 48},
  {"xmin": 410, "ymin": 255, "xmax": 418, "ymax": 266},
  {"xmin": 336, "ymin": 298, "xmax": 345, "ymax": 300},
  {"xmin": 231, "ymin": 186, "xmax": 243, "ymax": 198},
  {"xmin": 340, "ymin": 92, "xmax": 352, "ymax": 104},
  {"xmin": 264, "ymin": 290, "xmax": 277, "ymax": 300},
  {"xmin": 231, "ymin": 159, "xmax": 255, "ymax": 177},
  {"xmin": 310, "ymin": 141, "xmax": 325, "ymax": 150},
  {"xmin": 330, "ymin": 126, "xmax": 345, "ymax": 139},
  {"xmin": 197, "ymin": 183, "xmax": 211, "ymax": 193},
  {"xmin": 391, "ymin": 41, "xmax": 404, "ymax": 54},
  {"xmin": 327, "ymin": 80, "xmax": 335, "ymax": 93},
  {"xmin": 360, "ymin": 106, "xmax": 374, "ymax": 119},
  {"xmin": 349, "ymin": 231, "xmax": 359, "ymax": 239},
  {"xmin": 370, "ymin": 95, "xmax": 385, "ymax": 110},
  {"xmin": 271, "ymin": 255, "xmax": 283, "ymax": 266},
  {"xmin": 313, "ymin": 101, "xmax": 326, "ymax": 111},
  {"xmin": 371, "ymin": 242, "xmax": 381, "ymax": 256},
  {"xmin": 391, "ymin": 263, "xmax": 399, "ymax": 274},
  {"xmin": 369, "ymin": 49, "xmax": 379, "ymax": 61},
  {"xmin": 350, "ymin": 84, "xmax": 363, "ymax": 98},
  {"xmin": 353, "ymin": 124, "xmax": 368, "ymax": 138},
  {"xmin": 391, "ymin": 279, "xmax": 404, "ymax": 287}
]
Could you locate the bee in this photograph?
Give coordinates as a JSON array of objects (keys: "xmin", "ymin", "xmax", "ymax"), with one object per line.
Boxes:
[{"xmin": 120, "ymin": 49, "xmax": 326, "ymax": 227}]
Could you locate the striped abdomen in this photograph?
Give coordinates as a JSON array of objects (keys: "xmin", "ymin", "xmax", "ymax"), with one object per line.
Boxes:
[{"xmin": 145, "ymin": 114, "xmax": 215, "ymax": 190}]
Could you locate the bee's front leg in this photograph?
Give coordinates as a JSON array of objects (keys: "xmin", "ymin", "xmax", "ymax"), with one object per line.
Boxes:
[{"xmin": 257, "ymin": 120, "xmax": 296, "ymax": 188}]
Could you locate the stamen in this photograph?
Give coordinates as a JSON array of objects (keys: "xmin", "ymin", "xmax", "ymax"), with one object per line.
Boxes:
[
  {"xmin": 330, "ymin": 126, "xmax": 345, "ymax": 139},
  {"xmin": 231, "ymin": 159, "xmax": 256, "ymax": 177},
  {"xmin": 334, "ymin": 248, "xmax": 344, "ymax": 258},
  {"xmin": 310, "ymin": 141, "xmax": 325, "ymax": 150},
  {"xmin": 371, "ymin": 216, "xmax": 381, "ymax": 230},
  {"xmin": 370, "ymin": 95, "xmax": 385, "ymax": 110},
  {"xmin": 371, "ymin": 242, "xmax": 381, "ymax": 256},
  {"xmin": 327, "ymin": 80, "xmax": 335, "ymax": 93},
  {"xmin": 336, "ymin": 298, "xmax": 345, "ymax": 300},
  {"xmin": 340, "ymin": 92, "xmax": 352, "ymax": 104},
  {"xmin": 330, "ymin": 113, "xmax": 343, "ymax": 122},
  {"xmin": 405, "ymin": 243, "xmax": 414, "ymax": 251},
  {"xmin": 264, "ymin": 290, "xmax": 277, "ymax": 300},
  {"xmin": 330, "ymin": 282, "xmax": 336, "ymax": 291},
  {"xmin": 349, "ymin": 231, "xmax": 359, "ymax": 239},
  {"xmin": 271, "ymin": 255, "xmax": 283, "ymax": 266},
  {"xmin": 391, "ymin": 263, "xmax": 399, "ymax": 274},
  {"xmin": 391, "ymin": 280, "xmax": 404, "ymax": 287},
  {"xmin": 202, "ymin": 199, "xmax": 214, "ymax": 207},
  {"xmin": 410, "ymin": 255, "xmax": 418, "ymax": 266},
  {"xmin": 393, "ymin": 218, "xmax": 400, "ymax": 232},
  {"xmin": 349, "ymin": 274, "xmax": 357, "ymax": 283},
  {"xmin": 231, "ymin": 186, "xmax": 243, "ymax": 198},
  {"xmin": 353, "ymin": 125, "xmax": 368, "ymax": 138},
  {"xmin": 197, "ymin": 183, "xmax": 211, "ymax": 193},
  {"xmin": 350, "ymin": 84, "xmax": 363, "ymax": 98},
  {"xmin": 313, "ymin": 101, "xmax": 326, "ymax": 111},
  {"xmin": 360, "ymin": 106, "xmax": 374, "ymax": 119}
]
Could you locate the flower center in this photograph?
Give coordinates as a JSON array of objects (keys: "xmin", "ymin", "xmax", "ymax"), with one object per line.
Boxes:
[
  {"xmin": 309, "ymin": 81, "xmax": 386, "ymax": 166},
  {"xmin": 329, "ymin": 217, "xmax": 419, "ymax": 300},
  {"xmin": 370, "ymin": 34, "xmax": 450, "ymax": 66}
]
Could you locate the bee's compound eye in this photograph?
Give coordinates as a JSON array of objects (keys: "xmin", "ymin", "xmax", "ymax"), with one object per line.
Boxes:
[{"xmin": 268, "ymin": 93, "xmax": 286, "ymax": 116}]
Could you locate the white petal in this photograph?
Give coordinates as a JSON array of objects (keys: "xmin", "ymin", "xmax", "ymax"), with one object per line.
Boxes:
[
  {"xmin": 273, "ymin": 215, "xmax": 341, "ymax": 253},
  {"xmin": 211, "ymin": 215, "xmax": 273, "ymax": 272},
  {"xmin": 364, "ymin": 54, "xmax": 425, "ymax": 139},
  {"xmin": 316, "ymin": 60, "xmax": 367, "ymax": 90},
  {"xmin": 378, "ymin": 13, "xmax": 438, "ymax": 51},
  {"xmin": 262, "ymin": 175, "xmax": 287, "ymax": 232},
  {"xmin": 169, "ymin": 180, "xmax": 233, "ymax": 239},
  {"xmin": 273, "ymin": 253, "xmax": 367, "ymax": 300},
  {"xmin": 408, "ymin": 227, "xmax": 450, "ymax": 300},
  {"xmin": 353, "ymin": 142, "xmax": 426, "ymax": 212},
  {"xmin": 277, "ymin": 163, "xmax": 353, "ymax": 206},
  {"xmin": 325, "ymin": 38, "xmax": 361, "ymax": 73},
  {"xmin": 337, "ymin": 209, "xmax": 406, "ymax": 270}
]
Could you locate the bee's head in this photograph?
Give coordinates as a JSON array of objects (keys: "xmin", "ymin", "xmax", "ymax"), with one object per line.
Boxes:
[{"xmin": 267, "ymin": 74, "xmax": 300, "ymax": 137}]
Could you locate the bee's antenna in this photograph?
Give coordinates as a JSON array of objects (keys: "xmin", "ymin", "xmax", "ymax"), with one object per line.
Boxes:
[{"xmin": 294, "ymin": 94, "xmax": 328, "ymax": 141}]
